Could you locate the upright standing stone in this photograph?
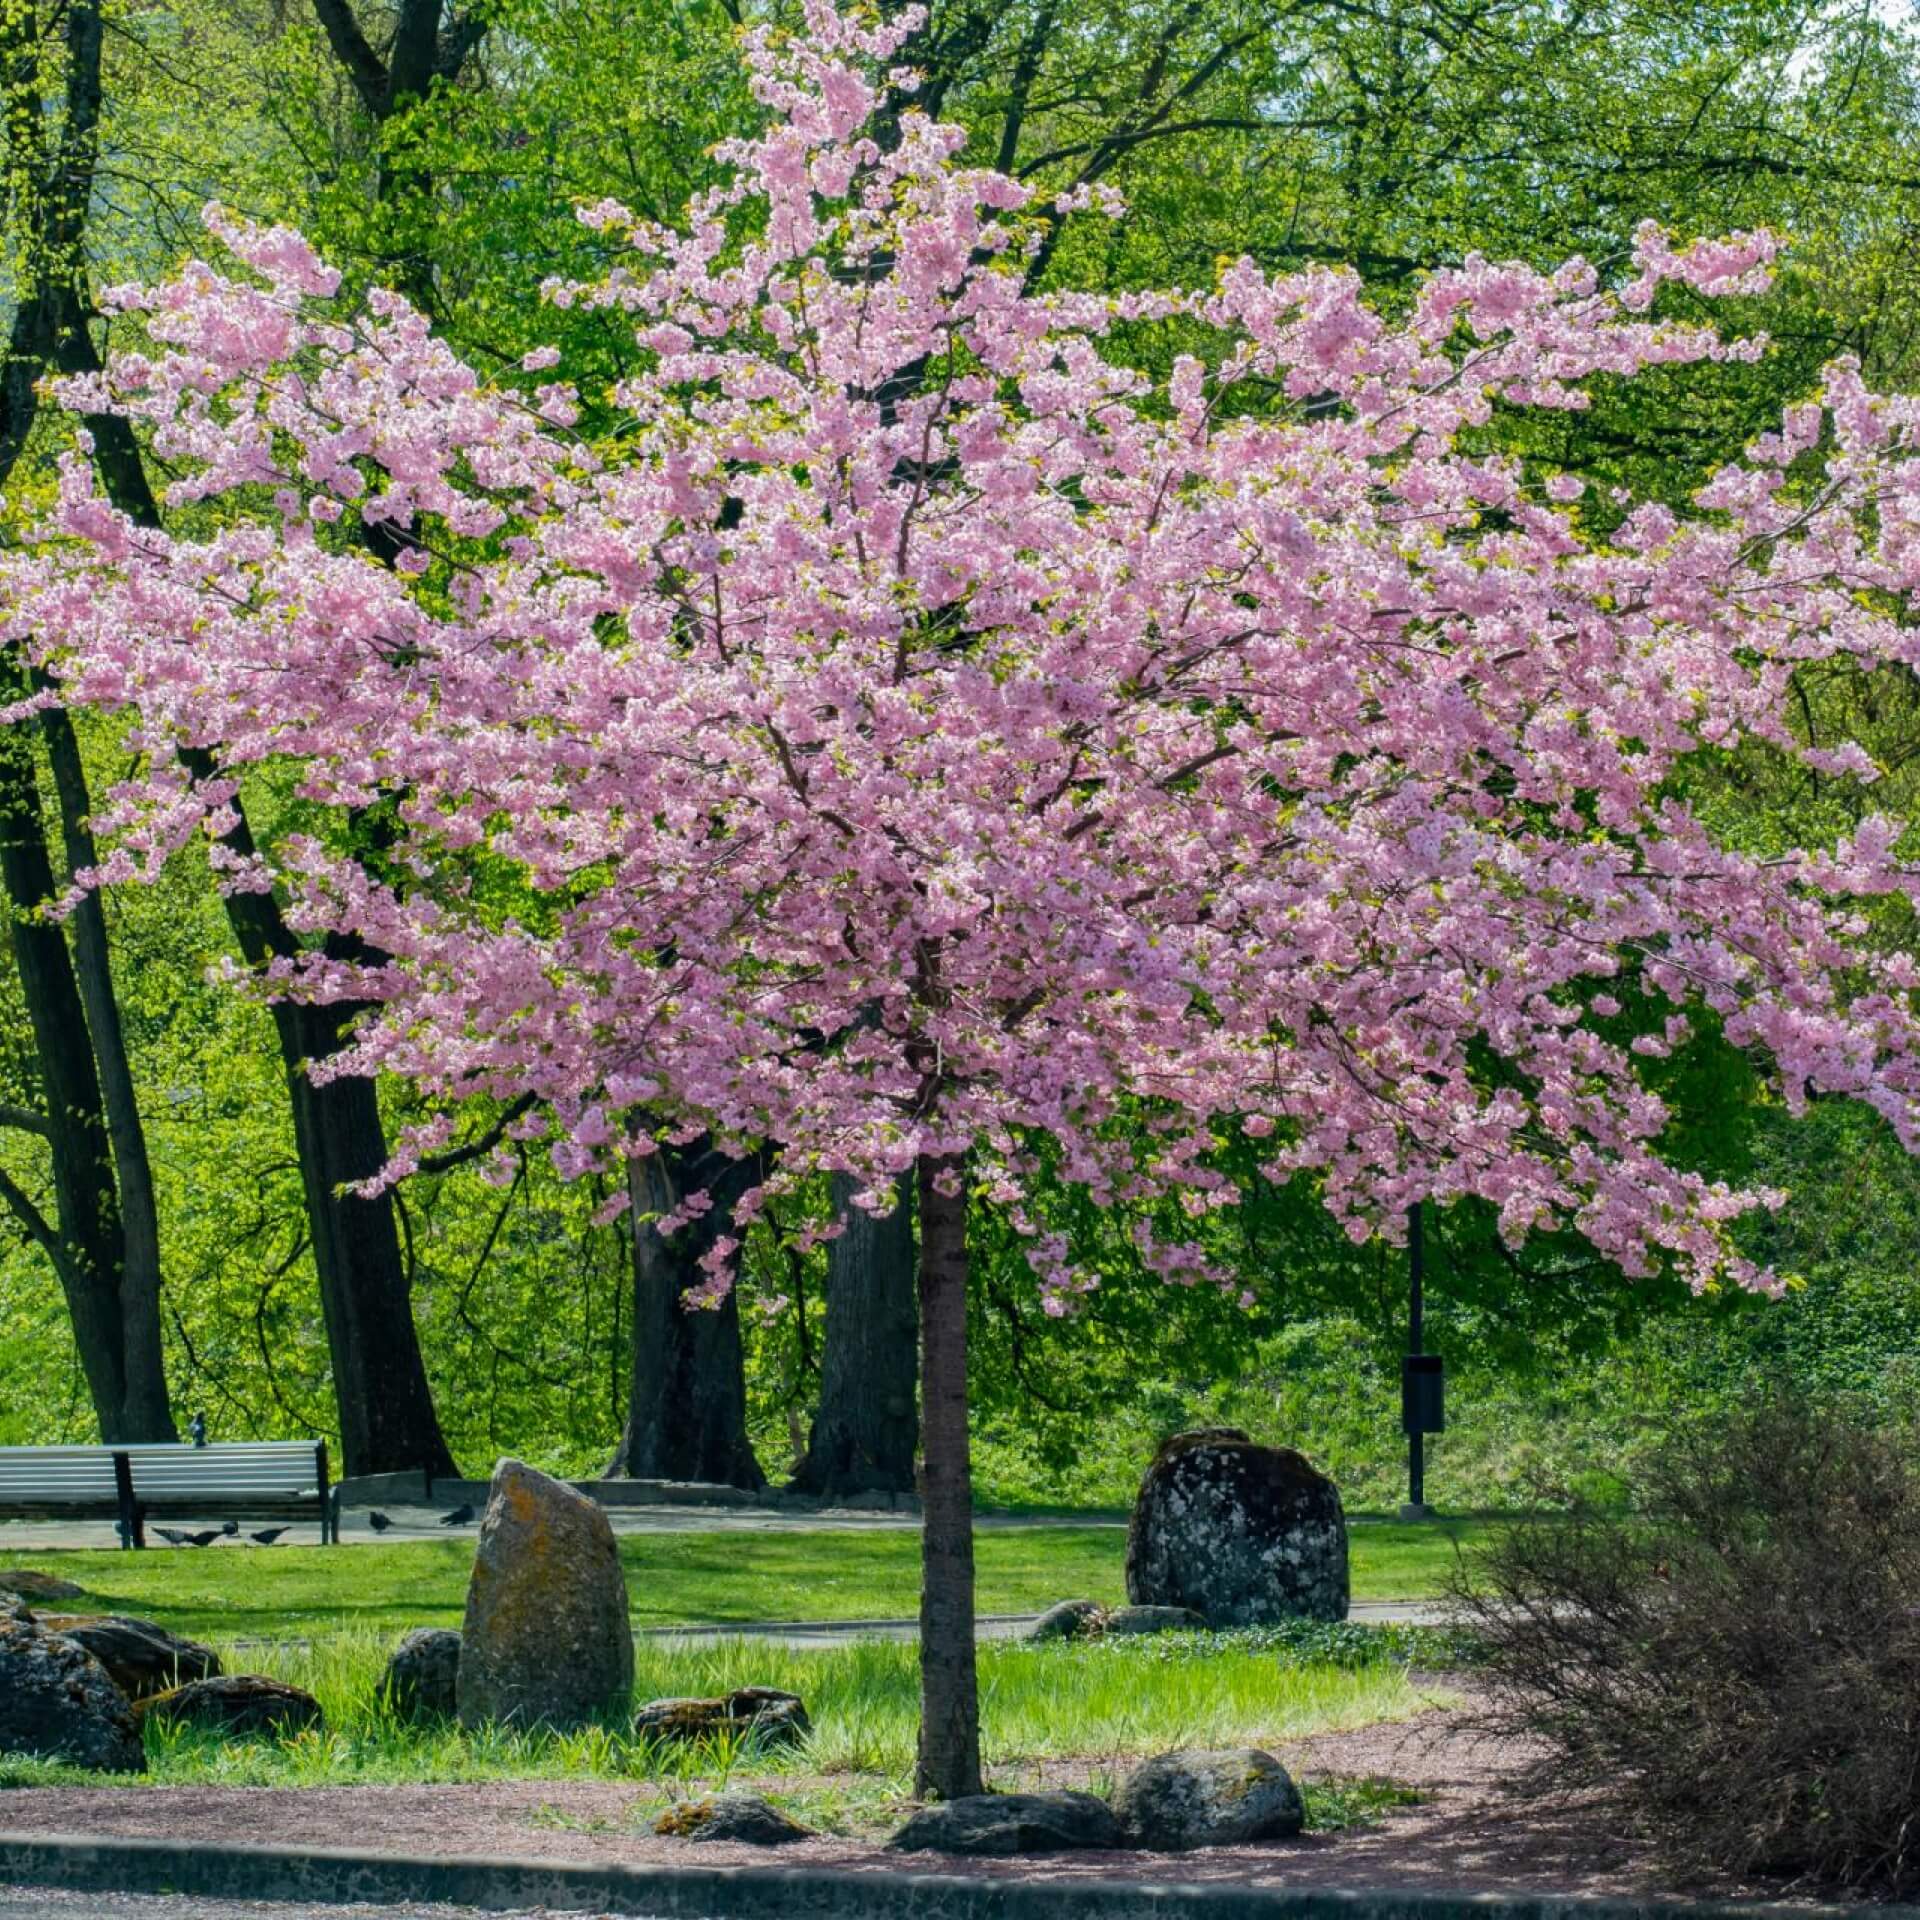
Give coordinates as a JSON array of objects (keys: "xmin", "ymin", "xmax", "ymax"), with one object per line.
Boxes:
[
  {"xmin": 1126, "ymin": 1428, "xmax": 1348, "ymax": 1624},
  {"xmin": 456, "ymin": 1458, "xmax": 634, "ymax": 1730}
]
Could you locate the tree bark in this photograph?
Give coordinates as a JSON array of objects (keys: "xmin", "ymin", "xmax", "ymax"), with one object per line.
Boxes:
[
  {"xmin": 607, "ymin": 1136, "xmax": 765, "ymax": 1490},
  {"xmin": 792, "ymin": 1172, "xmax": 918, "ymax": 1496},
  {"xmin": 915, "ymin": 1150, "xmax": 981, "ymax": 1800},
  {"xmin": 39, "ymin": 698, "xmax": 173, "ymax": 1440},
  {"xmin": 0, "ymin": 666, "xmax": 170, "ymax": 1440}
]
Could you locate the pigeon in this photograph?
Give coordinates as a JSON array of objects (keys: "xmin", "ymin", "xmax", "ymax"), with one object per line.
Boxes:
[
  {"xmin": 250, "ymin": 1527, "xmax": 289, "ymax": 1546},
  {"xmin": 184, "ymin": 1529, "xmax": 221, "ymax": 1547},
  {"xmin": 154, "ymin": 1526, "xmax": 190, "ymax": 1546},
  {"xmin": 438, "ymin": 1504, "xmax": 475, "ymax": 1527},
  {"xmin": 368, "ymin": 1510, "xmax": 394, "ymax": 1532},
  {"xmin": 221, "ymin": 1520, "xmax": 240, "ymax": 1537}
]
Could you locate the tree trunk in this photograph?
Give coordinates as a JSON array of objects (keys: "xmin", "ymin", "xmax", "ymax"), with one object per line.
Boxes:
[
  {"xmin": 275, "ymin": 996, "xmax": 457, "ymax": 1479},
  {"xmin": 792, "ymin": 1172, "xmax": 918, "ymax": 1496},
  {"xmin": 607, "ymin": 1136, "xmax": 765, "ymax": 1489},
  {"xmin": 0, "ymin": 666, "xmax": 171, "ymax": 1441},
  {"xmin": 39, "ymin": 698, "xmax": 173, "ymax": 1441},
  {"xmin": 915, "ymin": 1151, "xmax": 981, "ymax": 1801}
]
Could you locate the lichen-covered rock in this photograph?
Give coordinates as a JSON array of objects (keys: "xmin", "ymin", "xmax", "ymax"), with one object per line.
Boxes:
[
  {"xmin": 1114, "ymin": 1747, "xmax": 1305, "ymax": 1850},
  {"xmin": 0, "ymin": 1607, "xmax": 143, "ymax": 1773},
  {"xmin": 457, "ymin": 1458, "xmax": 633, "ymax": 1731},
  {"xmin": 1103, "ymin": 1604, "xmax": 1205, "ymax": 1635},
  {"xmin": 379, "ymin": 1628, "xmax": 461, "ymax": 1720},
  {"xmin": 1025, "ymin": 1599, "xmax": 1107, "ymax": 1642},
  {"xmin": 887, "ymin": 1791, "xmax": 1123, "ymax": 1856},
  {"xmin": 633, "ymin": 1686, "xmax": 809, "ymax": 1748},
  {"xmin": 42, "ymin": 1615, "xmax": 219, "ymax": 1703},
  {"xmin": 141, "ymin": 1674, "xmax": 323, "ymax": 1738},
  {"xmin": 0, "ymin": 1569, "xmax": 84, "ymax": 1603},
  {"xmin": 654, "ymin": 1791, "xmax": 812, "ymax": 1844},
  {"xmin": 1126, "ymin": 1429, "xmax": 1348, "ymax": 1625}
]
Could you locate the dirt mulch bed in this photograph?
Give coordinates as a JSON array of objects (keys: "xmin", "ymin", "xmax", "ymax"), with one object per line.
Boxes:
[{"xmin": 0, "ymin": 1691, "xmax": 1830, "ymax": 1903}]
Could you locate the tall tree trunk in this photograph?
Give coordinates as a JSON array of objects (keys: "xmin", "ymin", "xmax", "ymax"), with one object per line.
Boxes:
[
  {"xmin": 39, "ymin": 698, "xmax": 172, "ymax": 1440},
  {"xmin": 0, "ymin": 664, "xmax": 170, "ymax": 1440},
  {"xmin": 915, "ymin": 1151, "xmax": 981, "ymax": 1801},
  {"xmin": 792, "ymin": 1172, "xmax": 918, "ymax": 1496},
  {"xmin": 607, "ymin": 1136, "xmax": 765, "ymax": 1489}
]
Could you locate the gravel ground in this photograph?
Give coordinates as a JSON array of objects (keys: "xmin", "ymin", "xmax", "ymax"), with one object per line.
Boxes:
[{"xmin": 0, "ymin": 1691, "xmax": 1809, "ymax": 1904}]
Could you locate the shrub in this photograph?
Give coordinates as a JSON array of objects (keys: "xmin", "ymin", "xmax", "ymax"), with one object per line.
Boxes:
[{"xmin": 1455, "ymin": 1399, "xmax": 1920, "ymax": 1894}]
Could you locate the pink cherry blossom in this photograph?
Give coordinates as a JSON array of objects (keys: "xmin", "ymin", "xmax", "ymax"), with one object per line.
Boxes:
[{"xmin": 11, "ymin": 2, "xmax": 1920, "ymax": 1307}]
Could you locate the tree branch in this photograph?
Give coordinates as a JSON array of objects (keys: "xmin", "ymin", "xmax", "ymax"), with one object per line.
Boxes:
[
  {"xmin": 0, "ymin": 1103, "xmax": 52, "ymax": 1138},
  {"xmin": 308, "ymin": 0, "xmax": 390, "ymax": 117}
]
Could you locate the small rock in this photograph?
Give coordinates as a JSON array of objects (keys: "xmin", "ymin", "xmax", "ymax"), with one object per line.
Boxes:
[
  {"xmin": 1126, "ymin": 1428, "xmax": 1349, "ymax": 1626},
  {"xmin": 1025, "ymin": 1599, "xmax": 1107, "ymax": 1643},
  {"xmin": 1103, "ymin": 1604, "xmax": 1205, "ymax": 1635},
  {"xmin": 0, "ymin": 1569, "xmax": 85, "ymax": 1603},
  {"xmin": 0, "ymin": 1608, "xmax": 143, "ymax": 1773},
  {"xmin": 42, "ymin": 1616, "xmax": 220, "ymax": 1703},
  {"xmin": 141, "ymin": 1674, "xmax": 324, "ymax": 1738},
  {"xmin": 1114, "ymin": 1747, "xmax": 1305, "ymax": 1850},
  {"xmin": 654, "ymin": 1791, "xmax": 813, "ymax": 1845},
  {"xmin": 634, "ymin": 1686, "xmax": 810, "ymax": 1748},
  {"xmin": 457, "ymin": 1458, "xmax": 634, "ymax": 1731},
  {"xmin": 380, "ymin": 1628, "xmax": 461, "ymax": 1720},
  {"xmin": 887, "ymin": 1791, "xmax": 1122, "ymax": 1856}
]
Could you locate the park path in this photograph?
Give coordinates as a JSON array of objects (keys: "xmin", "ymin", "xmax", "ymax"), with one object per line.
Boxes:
[
  {"xmin": 635, "ymin": 1598, "xmax": 1448, "ymax": 1647},
  {"xmin": 0, "ymin": 1500, "xmax": 1115, "ymax": 1551}
]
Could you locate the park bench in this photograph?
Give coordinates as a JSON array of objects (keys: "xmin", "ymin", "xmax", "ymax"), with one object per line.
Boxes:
[{"xmin": 0, "ymin": 1441, "xmax": 336, "ymax": 1548}]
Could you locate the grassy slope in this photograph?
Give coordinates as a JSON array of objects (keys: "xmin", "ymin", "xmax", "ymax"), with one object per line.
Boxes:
[{"xmin": 0, "ymin": 1518, "xmax": 1481, "ymax": 1640}]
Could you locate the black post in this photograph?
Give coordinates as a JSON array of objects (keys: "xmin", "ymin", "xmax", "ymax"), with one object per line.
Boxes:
[{"xmin": 1407, "ymin": 1202, "xmax": 1425, "ymax": 1512}]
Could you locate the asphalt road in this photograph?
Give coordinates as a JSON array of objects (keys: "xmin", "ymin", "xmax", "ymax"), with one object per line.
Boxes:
[{"xmin": 0, "ymin": 1889, "xmax": 660, "ymax": 1919}]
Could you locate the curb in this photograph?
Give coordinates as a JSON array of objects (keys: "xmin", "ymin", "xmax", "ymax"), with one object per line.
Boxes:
[{"xmin": 0, "ymin": 1833, "xmax": 1897, "ymax": 1920}]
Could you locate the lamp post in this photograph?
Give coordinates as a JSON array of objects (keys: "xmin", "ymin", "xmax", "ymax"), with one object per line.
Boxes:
[{"xmin": 1399, "ymin": 1201, "xmax": 1443, "ymax": 1521}]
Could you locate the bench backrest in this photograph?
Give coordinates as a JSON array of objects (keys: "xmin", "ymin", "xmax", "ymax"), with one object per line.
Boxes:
[
  {"xmin": 0, "ymin": 1446, "xmax": 122, "ymax": 1502},
  {"xmin": 118, "ymin": 1443, "xmax": 324, "ymax": 1498},
  {"xmin": 0, "ymin": 1441, "xmax": 323, "ymax": 1495}
]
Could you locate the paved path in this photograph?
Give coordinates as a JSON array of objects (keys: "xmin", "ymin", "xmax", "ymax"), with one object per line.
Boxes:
[
  {"xmin": 0, "ymin": 1502, "xmax": 1125, "ymax": 1552},
  {"xmin": 632, "ymin": 1598, "xmax": 1448, "ymax": 1648},
  {"xmin": 0, "ymin": 1891, "xmax": 618, "ymax": 1920}
]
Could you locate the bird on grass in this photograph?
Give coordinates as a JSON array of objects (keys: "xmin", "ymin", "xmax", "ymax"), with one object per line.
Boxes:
[
  {"xmin": 154, "ymin": 1527, "xmax": 190, "ymax": 1546},
  {"xmin": 439, "ymin": 1504, "xmax": 475, "ymax": 1527},
  {"xmin": 221, "ymin": 1520, "xmax": 239, "ymax": 1537},
  {"xmin": 250, "ymin": 1527, "xmax": 289, "ymax": 1546},
  {"xmin": 183, "ymin": 1529, "xmax": 221, "ymax": 1547},
  {"xmin": 368, "ymin": 1510, "xmax": 394, "ymax": 1532}
]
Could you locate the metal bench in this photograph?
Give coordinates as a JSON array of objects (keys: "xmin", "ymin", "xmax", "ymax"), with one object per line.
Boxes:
[{"xmin": 0, "ymin": 1441, "xmax": 335, "ymax": 1548}]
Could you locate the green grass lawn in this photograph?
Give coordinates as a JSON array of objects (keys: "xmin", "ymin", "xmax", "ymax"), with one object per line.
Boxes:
[
  {"xmin": 0, "ymin": 1517, "xmax": 1485, "ymax": 1643},
  {"xmin": 0, "ymin": 1626, "xmax": 1448, "ymax": 1814}
]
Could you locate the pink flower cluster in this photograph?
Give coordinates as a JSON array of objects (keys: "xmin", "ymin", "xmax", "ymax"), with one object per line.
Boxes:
[{"xmin": 12, "ymin": 2, "xmax": 1920, "ymax": 1303}]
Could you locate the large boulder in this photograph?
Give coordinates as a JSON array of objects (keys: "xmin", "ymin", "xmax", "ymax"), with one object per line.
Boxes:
[
  {"xmin": 380, "ymin": 1628, "xmax": 461, "ymax": 1721},
  {"xmin": 655, "ymin": 1791, "xmax": 813, "ymax": 1845},
  {"xmin": 633, "ymin": 1687, "xmax": 809, "ymax": 1749},
  {"xmin": 0, "ymin": 1569, "xmax": 85, "ymax": 1603},
  {"xmin": 1025, "ymin": 1599, "xmax": 1106, "ymax": 1643},
  {"xmin": 141, "ymin": 1675, "xmax": 323, "ymax": 1738},
  {"xmin": 1113, "ymin": 1747, "xmax": 1305, "ymax": 1850},
  {"xmin": 887, "ymin": 1791, "xmax": 1123, "ymax": 1856},
  {"xmin": 1126, "ymin": 1429, "xmax": 1348, "ymax": 1625},
  {"xmin": 41, "ymin": 1615, "xmax": 220, "ymax": 1703},
  {"xmin": 0, "ymin": 1606, "xmax": 144, "ymax": 1773},
  {"xmin": 457, "ymin": 1458, "xmax": 633, "ymax": 1731}
]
